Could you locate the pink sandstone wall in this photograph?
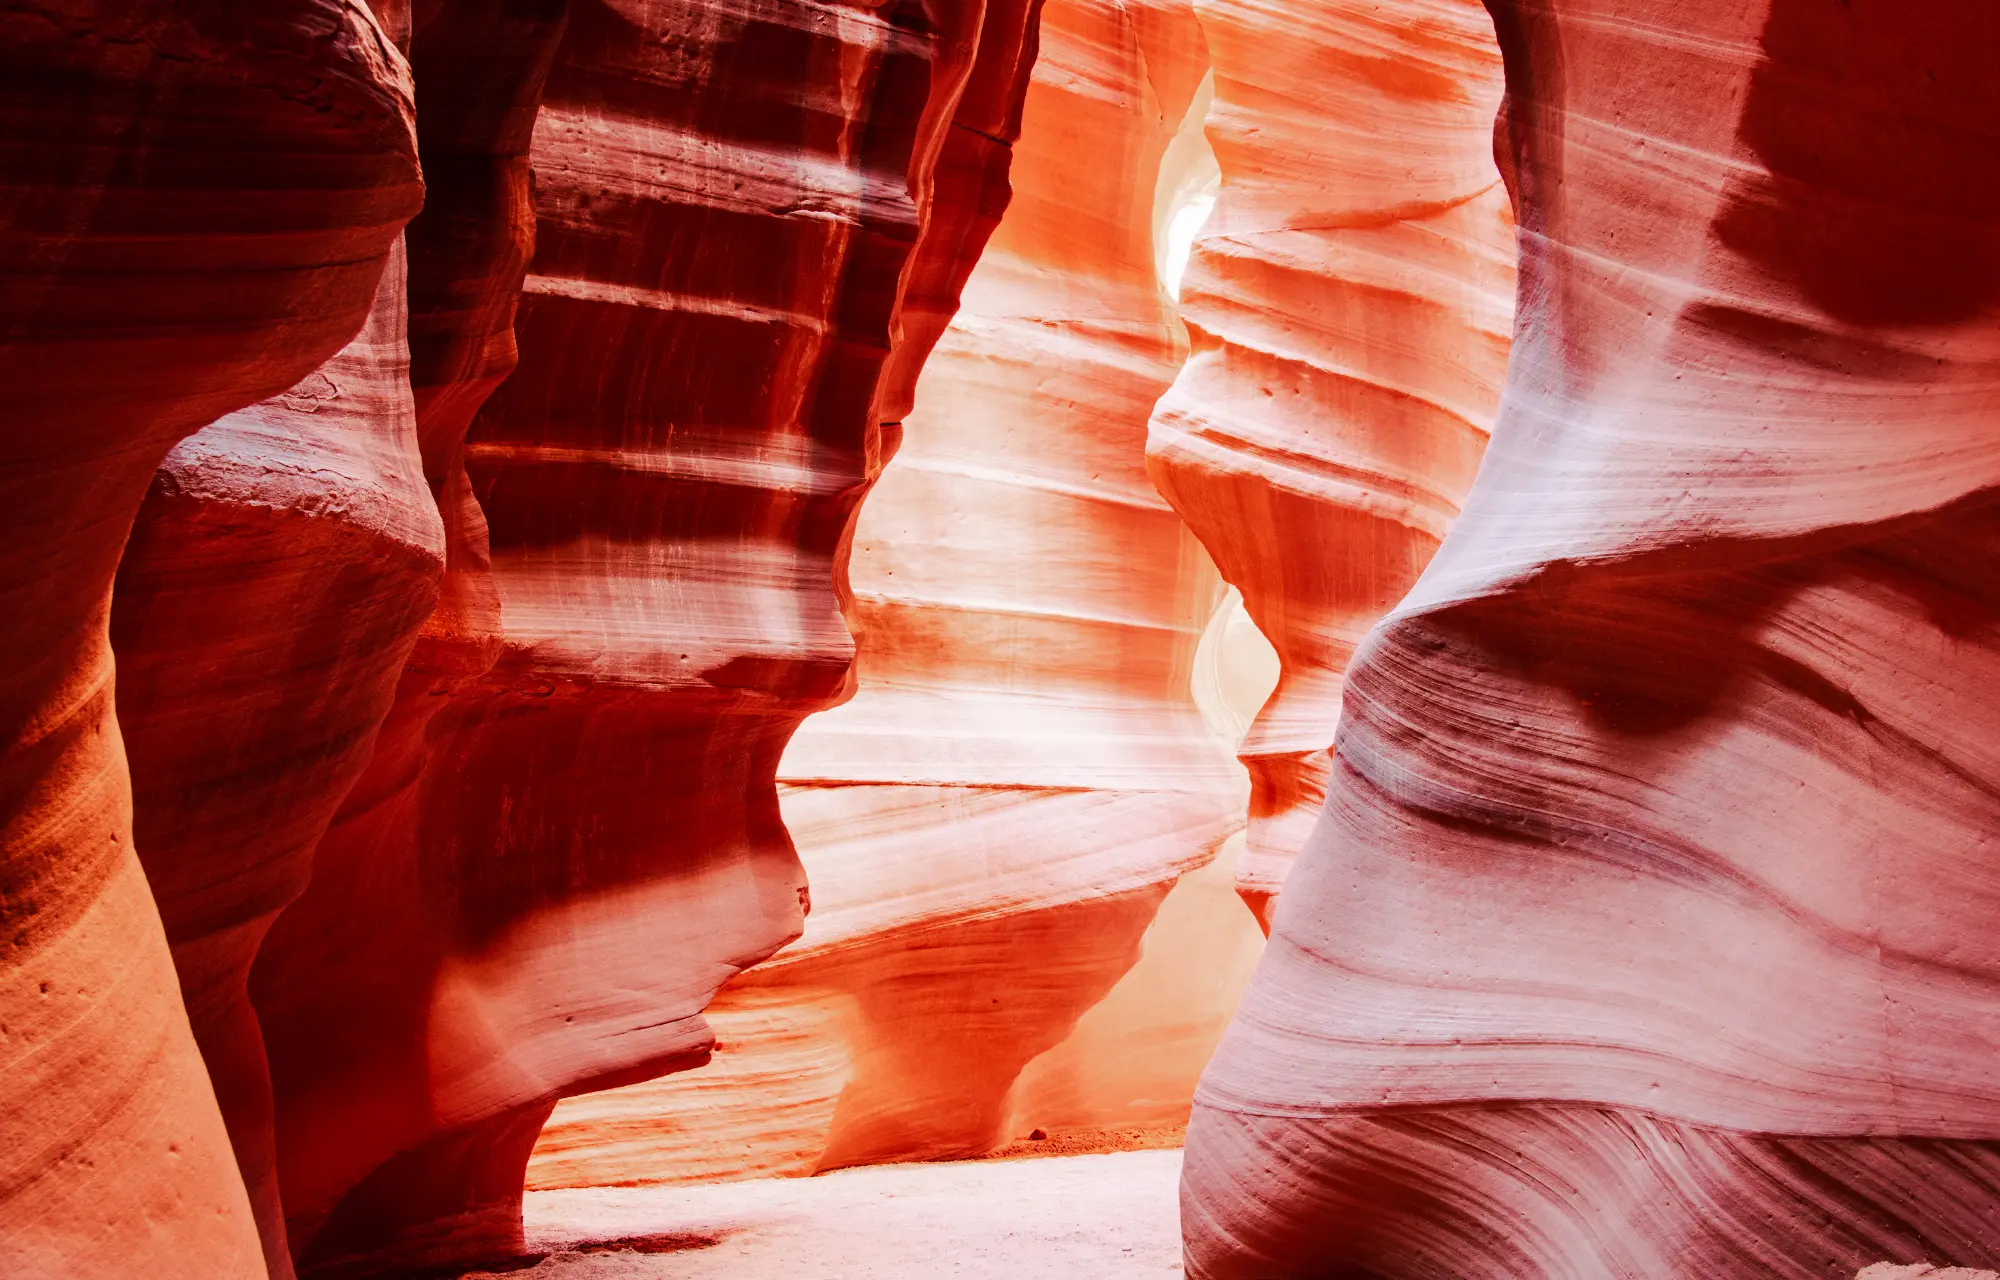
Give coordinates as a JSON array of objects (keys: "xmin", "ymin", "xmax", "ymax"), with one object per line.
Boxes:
[{"xmin": 1183, "ymin": 1, "xmax": 2000, "ymax": 1275}]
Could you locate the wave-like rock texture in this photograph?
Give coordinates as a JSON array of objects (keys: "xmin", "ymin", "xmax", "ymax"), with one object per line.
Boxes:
[
  {"xmin": 1184, "ymin": 2, "xmax": 2000, "ymax": 1277},
  {"xmin": 246, "ymin": 0, "xmax": 1043, "ymax": 1273},
  {"xmin": 240, "ymin": 8, "xmax": 567, "ymax": 1275},
  {"xmin": 0, "ymin": 6, "xmax": 419, "ymax": 1276},
  {"xmin": 113, "ymin": 238, "xmax": 445, "ymax": 1280},
  {"xmin": 525, "ymin": 0, "xmax": 1258, "ymax": 1190},
  {"xmin": 1144, "ymin": 0, "xmax": 1513, "ymax": 925},
  {"xmin": 114, "ymin": 7, "xmax": 563, "ymax": 1275}
]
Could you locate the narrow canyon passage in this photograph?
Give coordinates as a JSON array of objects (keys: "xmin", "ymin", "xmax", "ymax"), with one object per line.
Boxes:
[
  {"xmin": 526, "ymin": 0, "xmax": 1267, "ymax": 1193},
  {"xmin": 3, "ymin": 1, "xmax": 1999, "ymax": 1278}
]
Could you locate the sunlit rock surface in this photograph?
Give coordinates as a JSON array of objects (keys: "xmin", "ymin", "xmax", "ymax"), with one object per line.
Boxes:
[
  {"xmin": 241, "ymin": 0, "xmax": 1044, "ymax": 1273},
  {"xmin": 1184, "ymin": 1, "xmax": 2000, "ymax": 1276},
  {"xmin": 0, "ymin": 5, "xmax": 419, "ymax": 1275},
  {"xmin": 525, "ymin": 0, "xmax": 1267, "ymax": 1191},
  {"xmin": 1145, "ymin": 0, "xmax": 1513, "ymax": 925}
]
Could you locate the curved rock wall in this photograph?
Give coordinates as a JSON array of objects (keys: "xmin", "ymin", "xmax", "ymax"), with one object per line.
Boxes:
[
  {"xmin": 113, "ymin": 239, "xmax": 445, "ymax": 1280},
  {"xmin": 0, "ymin": 6, "xmax": 420, "ymax": 1276},
  {"xmin": 1145, "ymin": 0, "xmax": 1513, "ymax": 924},
  {"xmin": 243, "ymin": 0, "xmax": 1046, "ymax": 1272},
  {"xmin": 1184, "ymin": 2, "xmax": 2000, "ymax": 1276},
  {"xmin": 525, "ymin": 0, "xmax": 1259, "ymax": 1190},
  {"xmin": 105, "ymin": 7, "xmax": 561, "ymax": 1276},
  {"xmin": 245, "ymin": 7, "xmax": 569, "ymax": 1275}
]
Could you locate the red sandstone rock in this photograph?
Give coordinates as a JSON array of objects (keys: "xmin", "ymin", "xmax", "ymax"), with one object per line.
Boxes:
[
  {"xmin": 111, "ymin": 9, "xmax": 560, "ymax": 1274},
  {"xmin": 1145, "ymin": 0, "xmax": 1513, "ymax": 926},
  {"xmin": 0, "ymin": 10, "xmax": 416, "ymax": 1280},
  {"xmin": 1184, "ymin": 1, "xmax": 2000, "ymax": 1276},
  {"xmin": 243, "ymin": 9, "xmax": 565, "ymax": 1274},
  {"xmin": 243, "ymin": 0, "xmax": 1044, "ymax": 1272},
  {"xmin": 0, "ymin": 6, "xmax": 419, "ymax": 1276},
  {"xmin": 521, "ymin": 0, "xmax": 1258, "ymax": 1191},
  {"xmin": 114, "ymin": 238, "xmax": 446, "ymax": 1280}
]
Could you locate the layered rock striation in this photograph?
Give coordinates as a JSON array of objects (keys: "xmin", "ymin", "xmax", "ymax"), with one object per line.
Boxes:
[
  {"xmin": 526, "ymin": 0, "xmax": 1259, "ymax": 1190},
  {"xmin": 113, "ymin": 238, "xmax": 445, "ymax": 1280},
  {"xmin": 244, "ymin": 7, "xmax": 570, "ymax": 1275},
  {"xmin": 242, "ymin": 0, "xmax": 1046, "ymax": 1272},
  {"xmin": 1185, "ymin": 2, "xmax": 2000, "ymax": 1276},
  {"xmin": 0, "ymin": 5, "xmax": 419, "ymax": 1275},
  {"xmin": 1145, "ymin": 0, "xmax": 1513, "ymax": 925},
  {"xmin": 108, "ymin": 7, "xmax": 564, "ymax": 1275}
]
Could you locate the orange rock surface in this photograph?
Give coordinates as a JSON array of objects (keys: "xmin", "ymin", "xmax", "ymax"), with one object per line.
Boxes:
[
  {"xmin": 525, "ymin": 0, "xmax": 1267, "ymax": 1190},
  {"xmin": 238, "ymin": 0, "xmax": 1046, "ymax": 1273},
  {"xmin": 245, "ymin": 9, "xmax": 569, "ymax": 1274},
  {"xmin": 114, "ymin": 239, "xmax": 445, "ymax": 1280},
  {"xmin": 1145, "ymin": 0, "xmax": 1513, "ymax": 924},
  {"xmin": 30, "ymin": 1, "xmax": 2000, "ymax": 1276},
  {"xmin": 104, "ymin": 8, "xmax": 557, "ymax": 1275},
  {"xmin": 0, "ymin": 5, "xmax": 419, "ymax": 1275},
  {"xmin": 1184, "ymin": 1, "xmax": 2000, "ymax": 1276}
]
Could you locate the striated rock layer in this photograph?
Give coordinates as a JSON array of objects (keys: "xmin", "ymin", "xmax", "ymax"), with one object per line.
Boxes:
[
  {"xmin": 526, "ymin": 0, "xmax": 1259, "ymax": 1190},
  {"xmin": 246, "ymin": 0, "xmax": 1045, "ymax": 1273},
  {"xmin": 113, "ymin": 238, "xmax": 445, "ymax": 1280},
  {"xmin": 244, "ymin": 6, "xmax": 569, "ymax": 1275},
  {"xmin": 112, "ymin": 6, "xmax": 564, "ymax": 1274},
  {"xmin": 0, "ymin": 5, "xmax": 419, "ymax": 1276},
  {"xmin": 1145, "ymin": 0, "xmax": 1513, "ymax": 924},
  {"xmin": 1185, "ymin": 2, "xmax": 2000, "ymax": 1277}
]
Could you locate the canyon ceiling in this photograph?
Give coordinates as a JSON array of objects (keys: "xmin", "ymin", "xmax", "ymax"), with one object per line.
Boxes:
[{"xmin": 1, "ymin": 0, "xmax": 1996, "ymax": 1278}]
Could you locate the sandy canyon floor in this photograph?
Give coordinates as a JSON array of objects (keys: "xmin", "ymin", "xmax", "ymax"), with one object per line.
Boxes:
[
  {"xmin": 458, "ymin": 1148, "xmax": 1997, "ymax": 1280},
  {"xmin": 463, "ymin": 1150, "xmax": 1186, "ymax": 1278}
]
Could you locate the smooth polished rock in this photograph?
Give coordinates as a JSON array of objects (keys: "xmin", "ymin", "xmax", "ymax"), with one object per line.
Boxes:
[
  {"xmin": 526, "ymin": 0, "xmax": 1263, "ymax": 1191},
  {"xmin": 0, "ymin": 4, "xmax": 420, "ymax": 1275},
  {"xmin": 1144, "ymin": 0, "xmax": 1514, "ymax": 926},
  {"xmin": 1184, "ymin": 1, "xmax": 2000, "ymax": 1275},
  {"xmin": 246, "ymin": 0, "xmax": 1047, "ymax": 1272}
]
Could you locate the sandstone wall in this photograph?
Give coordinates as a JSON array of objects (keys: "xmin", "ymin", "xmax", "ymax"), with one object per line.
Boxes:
[
  {"xmin": 0, "ymin": 5, "xmax": 421, "ymax": 1275},
  {"xmin": 104, "ymin": 7, "xmax": 564, "ymax": 1275},
  {"xmin": 238, "ymin": 0, "xmax": 1046, "ymax": 1273},
  {"xmin": 1184, "ymin": 2, "xmax": 2000, "ymax": 1276},
  {"xmin": 526, "ymin": 0, "xmax": 1265, "ymax": 1190},
  {"xmin": 1145, "ymin": 0, "xmax": 1513, "ymax": 924},
  {"xmin": 113, "ymin": 239, "xmax": 445, "ymax": 1280}
]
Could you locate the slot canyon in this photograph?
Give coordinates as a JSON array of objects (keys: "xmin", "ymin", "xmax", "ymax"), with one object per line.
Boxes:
[{"xmin": 0, "ymin": 1, "xmax": 1995, "ymax": 1278}]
